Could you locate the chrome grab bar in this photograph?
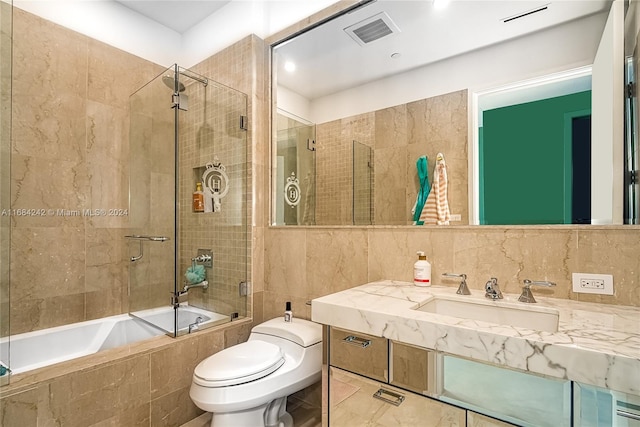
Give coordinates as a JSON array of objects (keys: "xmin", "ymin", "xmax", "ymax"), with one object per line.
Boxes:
[
  {"xmin": 124, "ymin": 235, "xmax": 170, "ymax": 242},
  {"xmin": 125, "ymin": 235, "xmax": 170, "ymax": 262}
]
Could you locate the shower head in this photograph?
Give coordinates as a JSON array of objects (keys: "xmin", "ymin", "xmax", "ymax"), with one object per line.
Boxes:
[{"xmin": 162, "ymin": 75, "xmax": 186, "ymax": 92}]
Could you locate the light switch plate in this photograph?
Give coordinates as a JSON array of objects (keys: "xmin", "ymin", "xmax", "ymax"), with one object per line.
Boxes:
[{"xmin": 572, "ymin": 273, "xmax": 613, "ymax": 295}]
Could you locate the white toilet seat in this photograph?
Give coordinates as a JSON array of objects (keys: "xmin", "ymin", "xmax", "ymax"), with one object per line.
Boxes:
[{"xmin": 193, "ymin": 340, "xmax": 285, "ymax": 387}]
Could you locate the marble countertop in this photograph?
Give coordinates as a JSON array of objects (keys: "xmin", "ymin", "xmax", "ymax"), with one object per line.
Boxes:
[{"xmin": 311, "ymin": 280, "xmax": 640, "ymax": 395}]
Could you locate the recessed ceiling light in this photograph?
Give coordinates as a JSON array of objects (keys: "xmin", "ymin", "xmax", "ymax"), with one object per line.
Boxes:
[
  {"xmin": 284, "ymin": 61, "xmax": 296, "ymax": 73},
  {"xmin": 433, "ymin": 0, "xmax": 450, "ymax": 10}
]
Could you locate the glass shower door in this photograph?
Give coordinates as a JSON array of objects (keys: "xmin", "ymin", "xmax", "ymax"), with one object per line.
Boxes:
[
  {"xmin": 128, "ymin": 65, "xmax": 249, "ymax": 336},
  {"xmin": 178, "ymin": 74, "xmax": 248, "ymax": 324},
  {"xmin": 127, "ymin": 65, "xmax": 178, "ymax": 335}
]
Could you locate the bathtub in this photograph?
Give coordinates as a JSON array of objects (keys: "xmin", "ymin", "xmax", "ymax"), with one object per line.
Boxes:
[{"xmin": 0, "ymin": 305, "xmax": 228, "ymax": 375}]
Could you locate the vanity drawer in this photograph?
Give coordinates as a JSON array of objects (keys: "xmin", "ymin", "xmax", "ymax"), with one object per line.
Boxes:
[
  {"xmin": 329, "ymin": 367, "xmax": 466, "ymax": 426},
  {"xmin": 329, "ymin": 327, "xmax": 388, "ymax": 382},
  {"xmin": 390, "ymin": 340, "xmax": 436, "ymax": 395}
]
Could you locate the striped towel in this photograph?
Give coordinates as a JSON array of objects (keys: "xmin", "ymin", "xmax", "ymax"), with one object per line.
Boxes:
[{"xmin": 420, "ymin": 153, "xmax": 451, "ymax": 225}]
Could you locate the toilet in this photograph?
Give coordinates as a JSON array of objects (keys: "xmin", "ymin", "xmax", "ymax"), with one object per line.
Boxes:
[{"xmin": 189, "ymin": 317, "xmax": 323, "ymax": 427}]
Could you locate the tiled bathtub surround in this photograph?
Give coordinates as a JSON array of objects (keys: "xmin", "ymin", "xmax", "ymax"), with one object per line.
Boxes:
[{"xmin": 0, "ymin": 319, "xmax": 252, "ymax": 427}]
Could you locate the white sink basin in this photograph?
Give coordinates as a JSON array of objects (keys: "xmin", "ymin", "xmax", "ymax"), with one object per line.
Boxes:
[{"xmin": 414, "ymin": 296, "xmax": 559, "ymax": 333}]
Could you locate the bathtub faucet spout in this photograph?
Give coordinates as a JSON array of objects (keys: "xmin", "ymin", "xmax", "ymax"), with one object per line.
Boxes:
[
  {"xmin": 171, "ymin": 281, "xmax": 209, "ymax": 309},
  {"xmin": 182, "ymin": 280, "xmax": 209, "ymax": 293}
]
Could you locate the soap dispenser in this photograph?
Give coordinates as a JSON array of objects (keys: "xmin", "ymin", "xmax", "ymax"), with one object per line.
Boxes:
[{"xmin": 414, "ymin": 251, "xmax": 431, "ymax": 287}]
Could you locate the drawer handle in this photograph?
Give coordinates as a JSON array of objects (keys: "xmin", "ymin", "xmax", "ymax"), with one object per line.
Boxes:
[
  {"xmin": 617, "ymin": 409, "xmax": 640, "ymax": 421},
  {"xmin": 373, "ymin": 388, "xmax": 405, "ymax": 406},
  {"xmin": 343, "ymin": 335, "xmax": 371, "ymax": 348}
]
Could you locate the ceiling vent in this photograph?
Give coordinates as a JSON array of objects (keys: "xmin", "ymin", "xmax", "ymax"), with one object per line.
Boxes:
[{"xmin": 344, "ymin": 12, "xmax": 401, "ymax": 46}]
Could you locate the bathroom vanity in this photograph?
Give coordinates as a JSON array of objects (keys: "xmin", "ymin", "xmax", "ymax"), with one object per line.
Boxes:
[{"xmin": 312, "ymin": 281, "xmax": 640, "ymax": 426}]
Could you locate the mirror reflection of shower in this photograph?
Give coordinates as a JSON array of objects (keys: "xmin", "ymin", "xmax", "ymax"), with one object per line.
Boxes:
[{"xmin": 275, "ymin": 109, "xmax": 316, "ymax": 226}]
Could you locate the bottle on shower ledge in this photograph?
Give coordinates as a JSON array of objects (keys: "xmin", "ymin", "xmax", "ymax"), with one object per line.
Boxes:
[{"xmin": 193, "ymin": 182, "xmax": 204, "ymax": 213}]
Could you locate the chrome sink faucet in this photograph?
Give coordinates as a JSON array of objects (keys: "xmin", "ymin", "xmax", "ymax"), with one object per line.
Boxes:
[
  {"xmin": 484, "ymin": 277, "xmax": 503, "ymax": 300},
  {"xmin": 442, "ymin": 273, "xmax": 471, "ymax": 295},
  {"xmin": 518, "ymin": 279, "xmax": 556, "ymax": 303}
]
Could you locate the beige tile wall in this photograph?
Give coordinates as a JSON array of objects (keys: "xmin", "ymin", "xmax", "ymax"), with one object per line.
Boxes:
[
  {"xmin": 263, "ymin": 226, "xmax": 640, "ymax": 311},
  {"xmin": 7, "ymin": 10, "xmax": 263, "ymax": 333},
  {"xmin": 2, "ymin": 12, "xmax": 265, "ymax": 425},
  {"xmin": 9, "ymin": 8, "xmax": 163, "ymax": 335},
  {"xmin": 373, "ymin": 90, "xmax": 469, "ymax": 225}
]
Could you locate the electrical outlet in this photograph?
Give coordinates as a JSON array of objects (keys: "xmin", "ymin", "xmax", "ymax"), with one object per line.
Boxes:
[
  {"xmin": 572, "ymin": 273, "xmax": 614, "ymax": 295},
  {"xmin": 450, "ymin": 214, "xmax": 461, "ymax": 221},
  {"xmin": 580, "ymin": 278, "xmax": 604, "ymax": 289}
]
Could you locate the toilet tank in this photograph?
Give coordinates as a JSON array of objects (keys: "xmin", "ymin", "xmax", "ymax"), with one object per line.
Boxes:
[{"xmin": 250, "ymin": 318, "xmax": 322, "ymax": 347}]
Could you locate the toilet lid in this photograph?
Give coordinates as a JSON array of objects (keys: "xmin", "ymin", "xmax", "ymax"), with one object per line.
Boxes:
[{"xmin": 193, "ymin": 340, "xmax": 285, "ymax": 387}]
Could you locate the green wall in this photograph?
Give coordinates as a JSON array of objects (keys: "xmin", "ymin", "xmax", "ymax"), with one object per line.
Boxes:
[{"xmin": 480, "ymin": 90, "xmax": 591, "ymax": 225}]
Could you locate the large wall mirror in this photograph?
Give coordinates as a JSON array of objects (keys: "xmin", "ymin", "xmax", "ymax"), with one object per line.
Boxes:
[{"xmin": 271, "ymin": 0, "xmax": 638, "ymax": 226}]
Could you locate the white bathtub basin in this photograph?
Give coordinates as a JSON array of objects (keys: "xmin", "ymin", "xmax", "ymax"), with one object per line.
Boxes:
[
  {"xmin": 0, "ymin": 305, "xmax": 229, "ymax": 375},
  {"xmin": 414, "ymin": 296, "xmax": 559, "ymax": 333}
]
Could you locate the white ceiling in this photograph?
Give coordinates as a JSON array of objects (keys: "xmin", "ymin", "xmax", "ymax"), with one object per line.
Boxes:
[
  {"xmin": 115, "ymin": 0, "xmax": 232, "ymax": 33},
  {"xmin": 273, "ymin": 0, "xmax": 612, "ymax": 100}
]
